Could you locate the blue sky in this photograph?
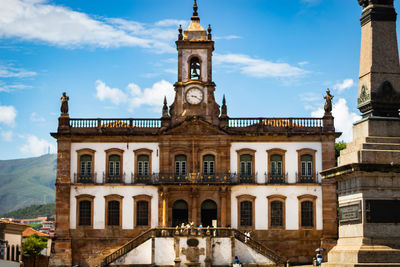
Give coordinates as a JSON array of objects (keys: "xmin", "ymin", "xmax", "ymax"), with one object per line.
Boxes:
[{"xmin": 0, "ymin": 0, "xmax": 399, "ymax": 160}]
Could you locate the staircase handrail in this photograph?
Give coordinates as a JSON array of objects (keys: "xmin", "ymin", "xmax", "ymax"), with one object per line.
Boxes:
[
  {"xmin": 231, "ymin": 229, "xmax": 285, "ymax": 264},
  {"xmin": 101, "ymin": 227, "xmax": 285, "ymax": 266}
]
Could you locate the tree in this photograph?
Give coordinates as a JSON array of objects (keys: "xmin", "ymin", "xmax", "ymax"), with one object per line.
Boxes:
[
  {"xmin": 335, "ymin": 141, "xmax": 347, "ymax": 165},
  {"xmin": 22, "ymin": 234, "xmax": 48, "ymax": 257}
]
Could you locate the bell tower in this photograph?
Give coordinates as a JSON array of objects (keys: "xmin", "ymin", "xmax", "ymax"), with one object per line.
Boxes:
[{"xmin": 169, "ymin": 0, "xmax": 221, "ymax": 126}]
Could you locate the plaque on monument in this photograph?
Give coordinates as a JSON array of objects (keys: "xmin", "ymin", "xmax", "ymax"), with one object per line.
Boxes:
[
  {"xmin": 366, "ymin": 200, "xmax": 400, "ymax": 223},
  {"xmin": 339, "ymin": 201, "xmax": 361, "ymax": 224}
]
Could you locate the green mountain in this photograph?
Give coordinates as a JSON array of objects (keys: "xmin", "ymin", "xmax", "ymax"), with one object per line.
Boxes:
[
  {"xmin": 0, "ymin": 154, "xmax": 56, "ymax": 215},
  {"xmin": 0, "ymin": 203, "xmax": 55, "ymax": 219}
]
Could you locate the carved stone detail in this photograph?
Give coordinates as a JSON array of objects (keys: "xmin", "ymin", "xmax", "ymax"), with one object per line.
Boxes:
[
  {"xmin": 181, "ymin": 238, "xmax": 205, "ymax": 264},
  {"xmin": 357, "ymin": 85, "xmax": 370, "ymax": 105},
  {"xmin": 358, "ymin": 81, "xmax": 400, "ymax": 118}
]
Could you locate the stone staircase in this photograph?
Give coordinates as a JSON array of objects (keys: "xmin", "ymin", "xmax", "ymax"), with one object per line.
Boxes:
[{"xmin": 101, "ymin": 227, "xmax": 285, "ymax": 267}]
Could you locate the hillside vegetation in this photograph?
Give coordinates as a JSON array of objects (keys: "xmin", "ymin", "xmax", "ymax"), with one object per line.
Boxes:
[
  {"xmin": 0, "ymin": 203, "xmax": 55, "ymax": 219},
  {"xmin": 0, "ymin": 154, "xmax": 56, "ymax": 214}
]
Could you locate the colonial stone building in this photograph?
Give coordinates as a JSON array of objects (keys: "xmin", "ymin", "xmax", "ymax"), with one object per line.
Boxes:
[{"xmin": 50, "ymin": 1, "xmax": 339, "ymax": 266}]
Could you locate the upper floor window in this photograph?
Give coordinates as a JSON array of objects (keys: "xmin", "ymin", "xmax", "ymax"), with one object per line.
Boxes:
[
  {"xmin": 270, "ymin": 154, "xmax": 283, "ymax": 176},
  {"xmin": 175, "ymin": 154, "xmax": 187, "ymax": 176},
  {"xmin": 240, "ymin": 154, "xmax": 252, "ymax": 177},
  {"xmin": 301, "ymin": 154, "xmax": 313, "ymax": 177},
  {"xmin": 137, "ymin": 155, "xmax": 149, "ymax": 176},
  {"xmin": 190, "ymin": 57, "xmax": 201, "ymax": 80},
  {"xmin": 79, "ymin": 155, "xmax": 92, "ymax": 177},
  {"xmin": 297, "ymin": 148, "xmax": 316, "ymax": 183},
  {"xmin": 203, "ymin": 154, "xmax": 215, "ymax": 175},
  {"xmin": 109, "ymin": 155, "xmax": 121, "ymax": 177}
]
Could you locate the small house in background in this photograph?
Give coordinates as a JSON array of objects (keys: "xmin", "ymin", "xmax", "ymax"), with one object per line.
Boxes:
[
  {"xmin": 0, "ymin": 219, "xmax": 28, "ymax": 264},
  {"xmin": 22, "ymin": 227, "xmax": 52, "ymax": 256}
]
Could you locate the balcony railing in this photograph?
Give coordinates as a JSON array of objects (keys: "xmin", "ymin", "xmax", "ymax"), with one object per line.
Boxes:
[
  {"xmin": 73, "ymin": 173, "xmax": 97, "ymax": 184},
  {"xmin": 69, "ymin": 118, "xmax": 161, "ymax": 128},
  {"xmin": 72, "ymin": 172, "xmax": 321, "ymax": 185},
  {"xmin": 228, "ymin": 117, "xmax": 323, "ymax": 128},
  {"xmin": 295, "ymin": 172, "xmax": 319, "ymax": 184},
  {"xmin": 104, "ymin": 173, "xmax": 126, "ymax": 184},
  {"xmin": 265, "ymin": 172, "xmax": 288, "ymax": 184},
  {"xmin": 130, "ymin": 173, "xmax": 257, "ymax": 184}
]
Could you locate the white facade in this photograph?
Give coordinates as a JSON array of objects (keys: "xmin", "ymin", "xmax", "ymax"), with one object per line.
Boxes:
[
  {"xmin": 70, "ymin": 185, "xmax": 159, "ymax": 229},
  {"xmin": 230, "ymin": 142, "xmax": 323, "ymax": 183},
  {"xmin": 70, "ymin": 142, "xmax": 159, "ymax": 183},
  {"xmin": 70, "ymin": 141, "xmax": 324, "ymax": 230},
  {"xmin": 230, "ymin": 185, "xmax": 323, "ymax": 230}
]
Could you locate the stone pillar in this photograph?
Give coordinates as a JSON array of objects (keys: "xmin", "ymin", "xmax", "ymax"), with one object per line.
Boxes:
[
  {"xmin": 220, "ymin": 187, "xmax": 227, "ymax": 227},
  {"xmin": 357, "ymin": 0, "xmax": 400, "ymax": 118},
  {"xmin": 190, "ymin": 188, "xmax": 199, "ymax": 225},
  {"xmin": 161, "ymin": 188, "xmax": 169, "ymax": 227},
  {"xmin": 49, "ymin": 138, "xmax": 72, "ymax": 267},
  {"xmin": 174, "ymin": 237, "xmax": 181, "ymax": 267},
  {"xmin": 322, "ymin": 3, "xmax": 400, "ymax": 266}
]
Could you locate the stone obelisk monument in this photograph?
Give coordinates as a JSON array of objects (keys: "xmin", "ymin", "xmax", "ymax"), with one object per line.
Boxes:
[{"xmin": 322, "ymin": 0, "xmax": 400, "ymax": 266}]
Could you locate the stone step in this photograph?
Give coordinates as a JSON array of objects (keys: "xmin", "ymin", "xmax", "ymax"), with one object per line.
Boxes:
[
  {"xmin": 365, "ymin": 137, "xmax": 400, "ymax": 144},
  {"xmin": 359, "ymin": 150, "xmax": 400, "ymax": 164},
  {"xmin": 362, "ymin": 143, "xmax": 400, "ymax": 151}
]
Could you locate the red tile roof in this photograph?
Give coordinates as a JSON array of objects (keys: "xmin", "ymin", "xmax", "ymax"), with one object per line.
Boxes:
[{"xmin": 22, "ymin": 227, "xmax": 50, "ymax": 238}]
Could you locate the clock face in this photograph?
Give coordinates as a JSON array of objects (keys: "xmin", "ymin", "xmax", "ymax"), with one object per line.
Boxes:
[{"xmin": 186, "ymin": 88, "xmax": 203, "ymax": 105}]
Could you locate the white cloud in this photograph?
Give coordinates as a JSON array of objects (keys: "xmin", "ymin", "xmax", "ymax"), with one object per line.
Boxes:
[
  {"xmin": 30, "ymin": 112, "xmax": 45, "ymax": 122},
  {"xmin": 0, "ymin": 105, "xmax": 17, "ymax": 126},
  {"xmin": 0, "ymin": 65, "xmax": 37, "ymax": 78},
  {"xmin": 311, "ymin": 98, "xmax": 361, "ymax": 142},
  {"xmin": 95, "ymin": 80, "xmax": 127, "ymax": 105},
  {"xmin": 0, "ymin": 0, "xmax": 185, "ymax": 52},
  {"xmin": 95, "ymin": 80, "xmax": 174, "ymax": 113},
  {"xmin": 214, "ymin": 53, "xmax": 307, "ymax": 78},
  {"xmin": 1, "ymin": 130, "xmax": 13, "ymax": 141},
  {"xmin": 333, "ymin": 79, "xmax": 354, "ymax": 93},
  {"xmin": 0, "ymin": 83, "xmax": 31, "ymax": 92},
  {"xmin": 20, "ymin": 135, "xmax": 56, "ymax": 156}
]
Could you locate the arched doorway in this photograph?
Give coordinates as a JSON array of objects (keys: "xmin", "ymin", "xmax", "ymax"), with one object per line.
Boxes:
[
  {"xmin": 201, "ymin": 200, "xmax": 217, "ymax": 227},
  {"xmin": 172, "ymin": 200, "xmax": 188, "ymax": 226}
]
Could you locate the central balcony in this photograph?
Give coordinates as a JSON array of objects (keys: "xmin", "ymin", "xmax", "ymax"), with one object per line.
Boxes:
[{"xmin": 133, "ymin": 173, "xmax": 257, "ymax": 185}]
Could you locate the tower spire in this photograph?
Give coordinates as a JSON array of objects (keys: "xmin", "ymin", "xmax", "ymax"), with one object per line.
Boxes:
[{"xmin": 191, "ymin": 0, "xmax": 199, "ymax": 21}]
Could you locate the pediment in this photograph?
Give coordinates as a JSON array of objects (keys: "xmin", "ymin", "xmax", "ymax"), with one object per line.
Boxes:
[{"xmin": 162, "ymin": 118, "xmax": 227, "ymax": 136}]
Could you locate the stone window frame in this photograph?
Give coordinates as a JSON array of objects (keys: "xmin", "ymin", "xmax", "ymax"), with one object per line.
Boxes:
[
  {"xmin": 133, "ymin": 194, "xmax": 152, "ymax": 228},
  {"xmin": 236, "ymin": 148, "xmax": 256, "ymax": 179},
  {"xmin": 105, "ymin": 148, "xmax": 124, "ymax": 180},
  {"xmin": 297, "ymin": 194, "xmax": 317, "ymax": 230},
  {"xmin": 75, "ymin": 194, "xmax": 95, "ymax": 228},
  {"xmin": 267, "ymin": 195, "xmax": 287, "ymax": 229},
  {"xmin": 104, "ymin": 194, "xmax": 124, "ymax": 228},
  {"xmin": 200, "ymin": 150, "xmax": 218, "ymax": 175},
  {"xmin": 296, "ymin": 148, "xmax": 317, "ymax": 182},
  {"xmin": 236, "ymin": 194, "xmax": 256, "ymax": 230},
  {"xmin": 134, "ymin": 148, "xmax": 153, "ymax": 177},
  {"xmin": 266, "ymin": 148, "xmax": 286, "ymax": 180},
  {"xmin": 76, "ymin": 148, "xmax": 96, "ymax": 182},
  {"xmin": 188, "ymin": 54, "xmax": 203, "ymax": 81},
  {"xmin": 173, "ymin": 152, "xmax": 189, "ymax": 176}
]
